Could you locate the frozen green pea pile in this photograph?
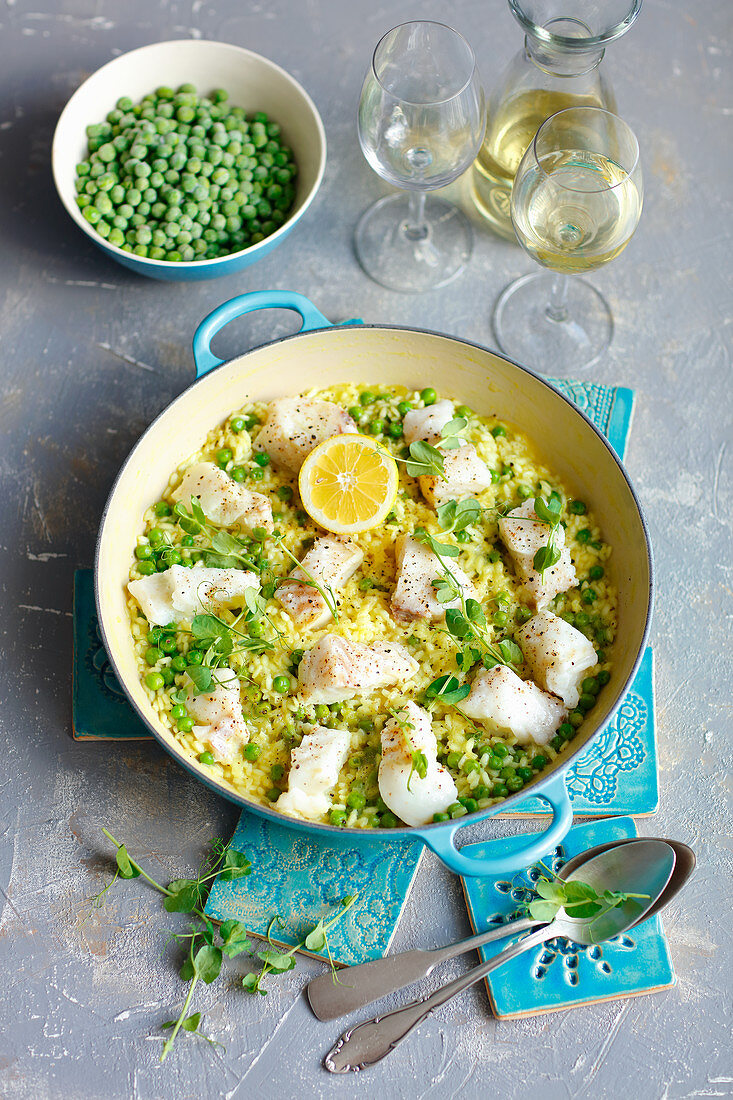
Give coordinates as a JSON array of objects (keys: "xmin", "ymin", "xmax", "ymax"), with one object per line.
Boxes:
[{"xmin": 74, "ymin": 83, "xmax": 298, "ymax": 261}]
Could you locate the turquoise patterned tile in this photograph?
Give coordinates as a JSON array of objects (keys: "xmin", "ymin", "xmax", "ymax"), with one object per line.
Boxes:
[
  {"xmin": 205, "ymin": 814, "xmax": 423, "ymax": 967},
  {"xmin": 72, "ymin": 569, "xmax": 152, "ymax": 741},
  {"xmin": 502, "ymin": 648, "xmax": 657, "ymax": 818},
  {"xmin": 549, "ymin": 379, "xmax": 634, "ymax": 461},
  {"xmin": 461, "ymin": 818, "xmax": 675, "ymax": 1018}
]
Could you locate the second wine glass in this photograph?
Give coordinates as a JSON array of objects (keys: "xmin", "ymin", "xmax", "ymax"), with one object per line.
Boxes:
[{"xmin": 356, "ymin": 21, "xmax": 485, "ymax": 292}]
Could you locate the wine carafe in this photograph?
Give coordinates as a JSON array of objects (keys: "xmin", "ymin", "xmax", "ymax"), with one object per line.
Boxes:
[{"xmin": 471, "ymin": 0, "xmax": 642, "ymax": 239}]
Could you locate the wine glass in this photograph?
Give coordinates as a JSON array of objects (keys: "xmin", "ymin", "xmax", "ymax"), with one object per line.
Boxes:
[
  {"xmin": 493, "ymin": 106, "xmax": 643, "ymax": 371},
  {"xmin": 355, "ymin": 21, "xmax": 485, "ymax": 292}
]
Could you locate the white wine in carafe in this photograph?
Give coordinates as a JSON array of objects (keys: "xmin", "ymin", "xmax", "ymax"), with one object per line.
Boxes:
[{"xmin": 471, "ymin": 88, "xmax": 606, "ymax": 239}]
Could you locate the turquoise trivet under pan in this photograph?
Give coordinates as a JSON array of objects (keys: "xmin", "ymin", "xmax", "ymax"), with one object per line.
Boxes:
[
  {"xmin": 461, "ymin": 817, "xmax": 675, "ymax": 1019},
  {"xmin": 205, "ymin": 814, "xmax": 423, "ymax": 967}
]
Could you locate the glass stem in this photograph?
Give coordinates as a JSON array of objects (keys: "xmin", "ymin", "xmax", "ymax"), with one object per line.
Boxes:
[
  {"xmin": 404, "ymin": 191, "xmax": 429, "ymax": 242},
  {"xmin": 546, "ymin": 273, "xmax": 570, "ymax": 324}
]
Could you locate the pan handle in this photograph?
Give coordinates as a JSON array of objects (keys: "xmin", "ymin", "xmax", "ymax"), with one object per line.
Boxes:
[
  {"xmin": 415, "ymin": 773, "xmax": 573, "ymax": 878},
  {"xmin": 192, "ymin": 290, "xmax": 333, "ymax": 378}
]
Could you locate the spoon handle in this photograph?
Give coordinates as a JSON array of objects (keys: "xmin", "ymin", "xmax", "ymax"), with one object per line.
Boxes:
[
  {"xmin": 308, "ymin": 916, "xmax": 539, "ymax": 1021},
  {"xmin": 324, "ymin": 924, "xmax": 554, "ymax": 1074}
]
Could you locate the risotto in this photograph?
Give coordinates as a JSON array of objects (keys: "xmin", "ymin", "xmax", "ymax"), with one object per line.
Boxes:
[{"xmin": 126, "ymin": 383, "xmax": 616, "ymax": 829}]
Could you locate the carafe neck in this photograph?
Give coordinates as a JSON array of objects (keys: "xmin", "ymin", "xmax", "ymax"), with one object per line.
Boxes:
[{"xmin": 525, "ymin": 18, "xmax": 605, "ymax": 76}]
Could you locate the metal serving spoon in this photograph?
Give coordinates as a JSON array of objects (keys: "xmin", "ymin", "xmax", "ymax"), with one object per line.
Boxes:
[
  {"xmin": 308, "ymin": 836, "xmax": 691, "ymax": 1022},
  {"xmin": 324, "ymin": 839, "xmax": 676, "ymax": 1073}
]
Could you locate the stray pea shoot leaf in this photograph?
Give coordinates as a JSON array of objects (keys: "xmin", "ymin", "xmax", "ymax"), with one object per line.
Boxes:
[
  {"xmin": 304, "ymin": 921, "xmax": 328, "ymax": 953},
  {"xmin": 164, "ymin": 879, "xmax": 202, "ymax": 913},
  {"xmin": 405, "ymin": 441, "xmax": 446, "ymax": 479},
  {"xmin": 182, "ymin": 1013, "xmax": 202, "ymax": 1032},
  {"xmin": 193, "ymin": 944, "xmax": 223, "ymax": 984},
  {"xmin": 433, "ymin": 576, "xmax": 461, "ymax": 604},
  {"xmin": 115, "ymin": 845, "xmax": 140, "ymax": 880},
  {"xmin": 257, "ymin": 949, "xmax": 296, "ymax": 974},
  {"xmin": 426, "ymin": 675, "xmax": 470, "ymax": 706},
  {"xmin": 439, "ymin": 417, "xmax": 468, "ymax": 450},
  {"xmin": 218, "ymin": 848, "xmax": 252, "ymax": 881},
  {"xmin": 413, "ymin": 527, "xmax": 460, "ymax": 558}
]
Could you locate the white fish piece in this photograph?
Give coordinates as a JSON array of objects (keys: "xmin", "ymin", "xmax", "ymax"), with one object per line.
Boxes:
[
  {"xmin": 402, "ymin": 400, "xmax": 455, "ymax": 445},
  {"xmin": 378, "ymin": 702, "xmax": 458, "ymax": 827},
  {"xmin": 461, "ymin": 665, "xmax": 566, "ymax": 745},
  {"xmin": 173, "ymin": 461, "xmax": 273, "ymax": 534},
  {"xmin": 277, "ymin": 725, "xmax": 351, "ymax": 821},
  {"xmin": 498, "ymin": 499, "xmax": 577, "ymax": 609},
  {"xmin": 390, "ymin": 534, "xmax": 477, "ymax": 623},
  {"xmin": 298, "ymin": 635, "xmax": 419, "ymax": 704},
  {"xmin": 516, "ymin": 611, "xmax": 597, "ymax": 709},
  {"xmin": 419, "ymin": 444, "xmax": 494, "ymax": 509},
  {"xmin": 277, "ymin": 535, "xmax": 364, "ymax": 630},
  {"xmin": 185, "ymin": 672, "xmax": 250, "ymax": 763},
  {"xmin": 257, "ymin": 398, "xmax": 358, "ymax": 473},
  {"xmin": 128, "ymin": 563, "xmax": 259, "ymax": 625}
]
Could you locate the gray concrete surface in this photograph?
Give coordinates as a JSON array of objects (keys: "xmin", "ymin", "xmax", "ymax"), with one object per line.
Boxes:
[{"xmin": 0, "ymin": 1, "xmax": 731, "ymax": 1097}]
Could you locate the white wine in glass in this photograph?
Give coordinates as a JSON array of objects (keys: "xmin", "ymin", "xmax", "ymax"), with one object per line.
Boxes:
[{"xmin": 493, "ymin": 106, "xmax": 643, "ymax": 372}]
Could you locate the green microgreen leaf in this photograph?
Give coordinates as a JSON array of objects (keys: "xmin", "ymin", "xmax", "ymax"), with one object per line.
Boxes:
[
  {"xmin": 425, "ymin": 675, "xmax": 470, "ymax": 707},
  {"xmin": 304, "ymin": 920, "xmax": 328, "ymax": 953},
  {"xmin": 193, "ymin": 944, "xmax": 222, "ymax": 984},
  {"xmin": 433, "ymin": 575, "xmax": 461, "ymax": 605},
  {"xmin": 404, "ymin": 440, "xmax": 446, "ymax": 479},
  {"xmin": 218, "ymin": 848, "xmax": 252, "ymax": 881},
  {"xmin": 439, "ymin": 417, "xmax": 468, "ymax": 449},
  {"xmin": 186, "ymin": 664, "xmax": 213, "ymax": 695},
  {"xmin": 163, "ymin": 879, "xmax": 202, "ymax": 913},
  {"xmin": 530, "ymin": 492, "xmax": 564, "ymax": 581},
  {"xmin": 115, "ymin": 845, "xmax": 141, "ymax": 879}
]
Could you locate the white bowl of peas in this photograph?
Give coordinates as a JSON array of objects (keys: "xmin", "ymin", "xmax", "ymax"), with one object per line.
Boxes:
[{"xmin": 52, "ymin": 39, "xmax": 327, "ymax": 280}]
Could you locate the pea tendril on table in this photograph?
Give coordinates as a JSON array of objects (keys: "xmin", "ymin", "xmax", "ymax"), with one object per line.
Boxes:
[{"xmin": 92, "ymin": 830, "xmax": 357, "ymax": 1060}]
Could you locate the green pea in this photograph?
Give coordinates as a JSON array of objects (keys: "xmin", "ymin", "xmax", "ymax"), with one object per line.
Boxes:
[
  {"xmin": 266, "ymin": 787, "xmax": 280, "ymax": 802},
  {"xmin": 198, "ymin": 751, "xmax": 215, "ymax": 765},
  {"xmin": 432, "ymin": 811, "xmax": 450, "ymax": 823},
  {"xmin": 359, "ymin": 391, "xmax": 376, "ymax": 406},
  {"xmin": 154, "ymin": 501, "xmax": 172, "ymax": 517},
  {"xmin": 575, "ymin": 611, "xmax": 591, "ymax": 628},
  {"xmin": 357, "ymin": 717, "xmax": 373, "ymax": 732},
  {"xmin": 582, "ymin": 588, "xmax": 597, "ymax": 604},
  {"xmin": 314, "ymin": 704, "xmax": 330, "ymax": 722},
  {"xmin": 597, "ymin": 669, "xmax": 611, "ymax": 686},
  {"xmin": 230, "ymin": 415, "xmax": 246, "ymax": 432},
  {"xmin": 230, "ymin": 465, "xmax": 247, "ymax": 483},
  {"xmin": 474, "ymin": 785, "xmax": 491, "ymax": 800},
  {"xmin": 517, "ymin": 766, "xmax": 533, "ymax": 781},
  {"xmin": 446, "ymin": 751, "xmax": 461, "ymax": 769},
  {"xmin": 397, "ymin": 400, "xmax": 412, "ymax": 416},
  {"xmin": 270, "ymin": 763, "xmax": 285, "ymax": 782},
  {"xmin": 492, "ymin": 783, "xmax": 509, "ymax": 798},
  {"xmin": 145, "ymin": 671, "xmax": 164, "ymax": 690},
  {"xmin": 487, "ymin": 548, "xmax": 501, "ymax": 563},
  {"xmin": 557, "ymin": 722, "xmax": 574, "ymax": 740},
  {"xmin": 252, "ymin": 526, "xmax": 268, "ymax": 542},
  {"xmin": 178, "ymin": 716, "xmax": 194, "ymax": 732},
  {"xmin": 462, "ymin": 759, "xmax": 480, "ymax": 774},
  {"xmin": 576, "ymin": 528, "xmax": 592, "ymax": 543},
  {"xmin": 506, "ymin": 776, "xmax": 524, "ymax": 792},
  {"xmin": 516, "ymin": 483, "xmax": 532, "ymax": 500},
  {"xmin": 492, "ymin": 743, "xmax": 509, "ymax": 758},
  {"xmin": 135, "ymin": 543, "xmax": 154, "ymax": 561},
  {"xmin": 254, "ymin": 451, "xmax": 270, "ymax": 467},
  {"xmin": 589, "ymin": 564, "xmax": 605, "ymax": 580},
  {"xmin": 276, "ymin": 485, "xmax": 293, "ymax": 501},
  {"xmin": 329, "ymin": 808, "xmax": 347, "ymax": 825},
  {"xmin": 358, "ymin": 577, "xmax": 374, "ymax": 591},
  {"xmin": 147, "ymin": 527, "xmax": 164, "ymax": 546},
  {"xmin": 160, "ymin": 668, "xmax": 175, "ymax": 686},
  {"xmin": 243, "ymin": 743, "xmax": 261, "ymax": 762},
  {"xmin": 595, "ymin": 649, "xmax": 606, "ymax": 664},
  {"xmin": 582, "ymin": 676, "xmax": 599, "ymax": 695},
  {"xmin": 487, "ymin": 754, "xmax": 504, "ymax": 771},
  {"xmin": 216, "ymin": 447, "xmax": 232, "ymax": 468},
  {"xmin": 515, "ymin": 606, "xmax": 532, "ymax": 624},
  {"xmin": 387, "ymin": 420, "xmax": 403, "ymax": 439},
  {"xmin": 531, "ymin": 754, "xmax": 547, "ymax": 769},
  {"xmin": 368, "ymin": 418, "xmax": 384, "ymax": 435},
  {"xmin": 171, "ymin": 704, "xmax": 188, "ymax": 720},
  {"xmin": 569, "ymin": 499, "xmax": 587, "ymax": 514},
  {"xmin": 420, "ymin": 387, "xmax": 437, "ymax": 406},
  {"xmin": 136, "ymin": 560, "xmax": 156, "ymax": 575},
  {"xmin": 346, "ymin": 405, "xmax": 361, "ymax": 420},
  {"xmin": 499, "ymin": 765, "xmax": 516, "ymax": 780},
  {"xmin": 460, "ymin": 797, "xmax": 478, "ymax": 813},
  {"xmin": 455, "ymin": 530, "xmax": 471, "ymax": 543},
  {"xmin": 346, "ymin": 791, "xmax": 366, "ymax": 811},
  {"xmin": 248, "ymin": 620, "xmax": 263, "ymax": 639},
  {"xmin": 491, "ymin": 425, "xmax": 507, "ymax": 438},
  {"xmin": 380, "ymin": 812, "xmax": 398, "ymax": 828},
  {"xmin": 570, "ymin": 710, "xmax": 585, "ymax": 728},
  {"xmin": 147, "ymin": 627, "xmax": 163, "ymax": 645},
  {"xmin": 272, "ymin": 675, "xmax": 290, "ymax": 694},
  {"xmin": 160, "ymin": 636, "xmax": 178, "ymax": 655},
  {"xmin": 578, "ymin": 693, "xmax": 596, "ymax": 712},
  {"xmin": 186, "ymin": 650, "xmax": 203, "ymax": 666},
  {"xmin": 492, "ymin": 610, "xmax": 508, "ymax": 627},
  {"xmin": 455, "ymin": 404, "xmax": 472, "ymax": 419},
  {"xmin": 144, "ymin": 646, "xmax": 162, "ymax": 665},
  {"xmin": 171, "ymin": 654, "xmax": 188, "ymax": 672},
  {"xmin": 181, "ymin": 535, "xmax": 195, "ymax": 547}
]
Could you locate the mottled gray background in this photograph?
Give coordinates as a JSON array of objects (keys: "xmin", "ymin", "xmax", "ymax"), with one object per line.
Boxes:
[{"xmin": 0, "ymin": 0, "xmax": 731, "ymax": 1098}]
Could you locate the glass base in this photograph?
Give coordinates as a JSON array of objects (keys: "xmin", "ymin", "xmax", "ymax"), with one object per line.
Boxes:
[
  {"xmin": 354, "ymin": 193, "xmax": 473, "ymax": 292},
  {"xmin": 492, "ymin": 271, "xmax": 613, "ymax": 374}
]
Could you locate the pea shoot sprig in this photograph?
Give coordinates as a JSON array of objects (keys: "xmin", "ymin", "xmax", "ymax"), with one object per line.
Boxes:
[
  {"xmin": 390, "ymin": 417, "xmax": 470, "ymax": 481},
  {"xmin": 243, "ymin": 895, "xmax": 358, "ymax": 995},
  {"xmin": 173, "ymin": 497, "xmax": 260, "ymax": 571},
  {"xmin": 531, "ymin": 491, "xmax": 563, "ymax": 580},
  {"xmin": 411, "ymin": 526, "xmax": 523, "ymax": 700},
  {"xmin": 522, "ymin": 861, "xmax": 650, "ymax": 927},
  {"xmin": 93, "ymin": 830, "xmax": 358, "ymax": 1061}
]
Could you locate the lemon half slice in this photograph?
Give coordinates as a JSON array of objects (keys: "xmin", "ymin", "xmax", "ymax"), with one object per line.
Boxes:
[{"xmin": 298, "ymin": 433, "xmax": 399, "ymax": 535}]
